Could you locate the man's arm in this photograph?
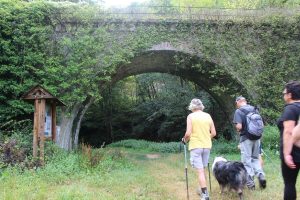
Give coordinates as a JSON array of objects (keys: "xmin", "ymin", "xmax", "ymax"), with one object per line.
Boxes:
[
  {"xmin": 235, "ymin": 123, "xmax": 242, "ymax": 133},
  {"xmin": 233, "ymin": 110, "xmax": 243, "ymax": 133}
]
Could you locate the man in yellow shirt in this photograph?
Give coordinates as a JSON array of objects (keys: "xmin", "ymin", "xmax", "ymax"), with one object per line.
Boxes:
[{"xmin": 183, "ymin": 98, "xmax": 216, "ymax": 200}]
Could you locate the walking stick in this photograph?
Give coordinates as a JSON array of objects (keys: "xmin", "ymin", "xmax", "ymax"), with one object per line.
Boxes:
[
  {"xmin": 208, "ymin": 162, "xmax": 212, "ymax": 192},
  {"xmin": 182, "ymin": 139, "xmax": 190, "ymax": 200}
]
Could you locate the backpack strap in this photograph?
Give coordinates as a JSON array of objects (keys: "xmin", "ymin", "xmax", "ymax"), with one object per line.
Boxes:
[
  {"xmin": 239, "ymin": 107, "xmax": 257, "ymax": 115},
  {"xmin": 239, "ymin": 107, "xmax": 257, "ymax": 131},
  {"xmin": 239, "ymin": 107, "xmax": 249, "ymax": 115},
  {"xmin": 238, "ymin": 108, "xmax": 250, "ymax": 136}
]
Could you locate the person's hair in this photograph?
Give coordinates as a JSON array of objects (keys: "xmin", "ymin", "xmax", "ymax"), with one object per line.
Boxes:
[
  {"xmin": 235, "ymin": 96, "xmax": 246, "ymax": 103},
  {"xmin": 285, "ymin": 80, "xmax": 300, "ymax": 100},
  {"xmin": 188, "ymin": 98, "xmax": 205, "ymax": 111}
]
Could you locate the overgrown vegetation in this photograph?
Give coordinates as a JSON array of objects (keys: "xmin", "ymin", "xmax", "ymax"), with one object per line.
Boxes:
[
  {"xmin": 1, "ymin": 0, "xmax": 299, "ymax": 148},
  {"xmin": 109, "ymin": 139, "xmax": 182, "ymax": 153},
  {"xmin": 0, "ymin": 1, "xmax": 297, "ymax": 199},
  {"xmin": 80, "ymin": 73, "xmax": 225, "ymax": 146},
  {"xmin": 50, "ymin": 0, "xmax": 300, "ymax": 9},
  {"xmin": 0, "ymin": 133, "xmax": 289, "ymax": 200},
  {"xmin": 0, "ymin": 142, "xmax": 138, "ymax": 200},
  {"xmin": 108, "ymin": 125, "xmax": 279, "ymax": 154}
]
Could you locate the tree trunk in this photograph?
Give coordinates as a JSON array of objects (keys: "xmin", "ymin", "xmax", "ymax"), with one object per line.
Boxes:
[
  {"xmin": 73, "ymin": 96, "xmax": 95, "ymax": 148},
  {"xmin": 56, "ymin": 103, "xmax": 80, "ymax": 150},
  {"xmin": 56, "ymin": 96, "xmax": 94, "ymax": 150}
]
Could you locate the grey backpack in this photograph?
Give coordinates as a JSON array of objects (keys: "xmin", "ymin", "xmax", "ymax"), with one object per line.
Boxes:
[{"xmin": 240, "ymin": 108, "xmax": 264, "ymax": 140}]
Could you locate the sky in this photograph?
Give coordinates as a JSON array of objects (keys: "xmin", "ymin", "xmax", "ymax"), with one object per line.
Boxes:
[{"xmin": 103, "ymin": 0, "xmax": 147, "ymax": 7}]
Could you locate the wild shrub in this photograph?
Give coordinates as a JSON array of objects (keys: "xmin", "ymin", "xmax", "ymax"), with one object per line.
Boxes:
[
  {"xmin": 0, "ymin": 120, "xmax": 32, "ymax": 153},
  {"xmin": 79, "ymin": 143, "xmax": 105, "ymax": 168},
  {"xmin": 80, "ymin": 143, "xmax": 92, "ymax": 168},
  {"xmin": 109, "ymin": 139, "xmax": 181, "ymax": 153},
  {"xmin": 109, "ymin": 139, "xmax": 149, "ymax": 149},
  {"xmin": 91, "ymin": 148, "xmax": 106, "ymax": 166},
  {"xmin": 148, "ymin": 142, "xmax": 181, "ymax": 153},
  {"xmin": 262, "ymin": 125, "xmax": 279, "ymax": 151},
  {"xmin": 0, "ymin": 139, "xmax": 27, "ymax": 168},
  {"xmin": 212, "ymin": 137, "xmax": 239, "ymax": 155},
  {"xmin": 211, "ymin": 125, "xmax": 280, "ymax": 155}
]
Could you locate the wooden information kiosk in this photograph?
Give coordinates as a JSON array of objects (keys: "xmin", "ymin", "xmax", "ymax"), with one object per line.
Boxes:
[{"xmin": 21, "ymin": 85, "xmax": 65, "ymax": 165}]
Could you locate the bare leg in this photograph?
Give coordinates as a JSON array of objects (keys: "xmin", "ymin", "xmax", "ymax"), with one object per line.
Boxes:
[{"xmin": 197, "ymin": 168, "xmax": 207, "ymax": 188}]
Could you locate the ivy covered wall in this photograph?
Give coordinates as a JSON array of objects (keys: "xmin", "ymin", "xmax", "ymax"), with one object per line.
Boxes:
[{"xmin": 1, "ymin": 0, "xmax": 299, "ymax": 149}]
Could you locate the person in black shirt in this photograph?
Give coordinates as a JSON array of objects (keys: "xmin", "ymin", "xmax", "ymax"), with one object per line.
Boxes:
[{"xmin": 277, "ymin": 80, "xmax": 300, "ymax": 200}]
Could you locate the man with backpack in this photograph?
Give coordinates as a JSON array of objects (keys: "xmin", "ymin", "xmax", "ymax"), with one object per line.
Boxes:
[{"xmin": 233, "ymin": 96, "xmax": 266, "ymax": 190}]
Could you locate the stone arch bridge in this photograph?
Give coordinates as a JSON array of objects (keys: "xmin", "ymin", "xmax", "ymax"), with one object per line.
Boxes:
[{"xmin": 52, "ymin": 7, "xmax": 299, "ymax": 150}]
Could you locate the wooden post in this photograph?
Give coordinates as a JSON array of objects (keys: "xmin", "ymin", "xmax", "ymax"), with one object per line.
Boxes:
[
  {"xmin": 33, "ymin": 99, "xmax": 39, "ymax": 159},
  {"xmin": 51, "ymin": 104, "xmax": 56, "ymax": 142},
  {"xmin": 38, "ymin": 99, "xmax": 46, "ymax": 165},
  {"xmin": 21, "ymin": 85, "xmax": 65, "ymax": 165}
]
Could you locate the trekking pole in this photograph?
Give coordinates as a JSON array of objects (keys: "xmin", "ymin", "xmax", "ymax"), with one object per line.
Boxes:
[
  {"xmin": 182, "ymin": 139, "xmax": 190, "ymax": 200},
  {"xmin": 208, "ymin": 162, "xmax": 212, "ymax": 192}
]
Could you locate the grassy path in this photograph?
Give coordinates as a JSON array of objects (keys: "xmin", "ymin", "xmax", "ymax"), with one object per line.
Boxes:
[
  {"xmin": 128, "ymin": 152, "xmax": 191, "ymax": 200},
  {"xmin": 1, "ymin": 148, "xmax": 299, "ymax": 200},
  {"xmin": 127, "ymin": 151, "xmax": 296, "ymax": 200}
]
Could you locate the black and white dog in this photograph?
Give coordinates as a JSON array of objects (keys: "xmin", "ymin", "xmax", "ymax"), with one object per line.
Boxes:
[{"xmin": 212, "ymin": 157, "xmax": 247, "ymax": 200}]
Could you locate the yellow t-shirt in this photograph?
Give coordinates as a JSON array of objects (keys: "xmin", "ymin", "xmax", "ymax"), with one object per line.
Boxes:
[{"xmin": 188, "ymin": 111, "xmax": 213, "ymax": 150}]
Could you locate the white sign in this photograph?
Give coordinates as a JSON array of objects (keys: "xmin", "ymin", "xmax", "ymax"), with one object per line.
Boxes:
[{"xmin": 44, "ymin": 104, "xmax": 52, "ymax": 137}]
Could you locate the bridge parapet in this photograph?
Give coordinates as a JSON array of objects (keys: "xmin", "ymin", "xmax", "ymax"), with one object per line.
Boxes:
[{"xmin": 53, "ymin": 5, "xmax": 300, "ymax": 22}]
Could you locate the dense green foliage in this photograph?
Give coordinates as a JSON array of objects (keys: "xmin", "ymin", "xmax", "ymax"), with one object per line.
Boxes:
[
  {"xmin": 108, "ymin": 125, "xmax": 279, "ymax": 154},
  {"xmin": 80, "ymin": 73, "xmax": 224, "ymax": 145},
  {"xmin": 0, "ymin": 0, "xmax": 299, "ymax": 146},
  {"xmin": 0, "ymin": 0, "xmax": 52, "ymax": 125},
  {"xmin": 262, "ymin": 125, "xmax": 280, "ymax": 150},
  {"xmin": 109, "ymin": 139, "xmax": 182, "ymax": 153},
  {"xmin": 108, "ymin": 138, "xmax": 239, "ymax": 154},
  {"xmin": 0, "ymin": 1, "xmax": 297, "ymax": 199},
  {"xmin": 62, "ymin": 0, "xmax": 300, "ymax": 8}
]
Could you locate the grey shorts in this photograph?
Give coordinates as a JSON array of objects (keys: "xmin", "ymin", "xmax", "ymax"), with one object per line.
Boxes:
[{"xmin": 190, "ymin": 148, "xmax": 210, "ymax": 169}]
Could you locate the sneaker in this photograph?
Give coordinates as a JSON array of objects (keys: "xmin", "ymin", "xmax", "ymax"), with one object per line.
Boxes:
[
  {"xmin": 248, "ymin": 185, "xmax": 255, "ymax": 190},
  {"xmin": 246, "ymin": 175, "xmax": 255, "ymax": 190},
  {"xmin": 258, "ymin": 173, "xmax": 266, "ymax": 189},
  {"xmin": 200, "ymin": 192, "xmax": 209, "ymax": 200}
]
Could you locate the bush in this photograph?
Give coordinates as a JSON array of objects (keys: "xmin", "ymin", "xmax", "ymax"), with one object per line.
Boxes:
[
  {"xmin": 0, "ymin": 119, "xmax": 33, "ymax": 152},
  {"xmin": 79, "ymin": 143, "xmax": 106, "ymax": 168},
  {"xmin": 148, "ymin": 142, "xmax": 181, "ymax": 153},
  {"xmin": 0, "ymin": 139, "xmax": 27, "ymax": 168},
  {"xmin": 212, "ymin": 137, "xmax": 239, "ymax": 155},
  {"xmin": 109, "ymin": 139, "xmax": 181, "ymax": 153},
  {"xmin": 262, "ymin": 125, "xmax": 280, "ymax": 151}
]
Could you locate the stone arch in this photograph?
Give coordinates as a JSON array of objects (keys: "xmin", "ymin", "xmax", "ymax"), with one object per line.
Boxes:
[
  {"xmin": 57, "ymin": 44, "xmax": 248, "ymax": 150},
  {"xmin": 97, "ymin": 49, "xmax": 247, "ymax": 140}
]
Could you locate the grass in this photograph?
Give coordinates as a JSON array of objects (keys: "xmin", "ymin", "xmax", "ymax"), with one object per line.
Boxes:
[{"xmin": 0, "ymin": 138, "xmax": 299, "ymax": 200}]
